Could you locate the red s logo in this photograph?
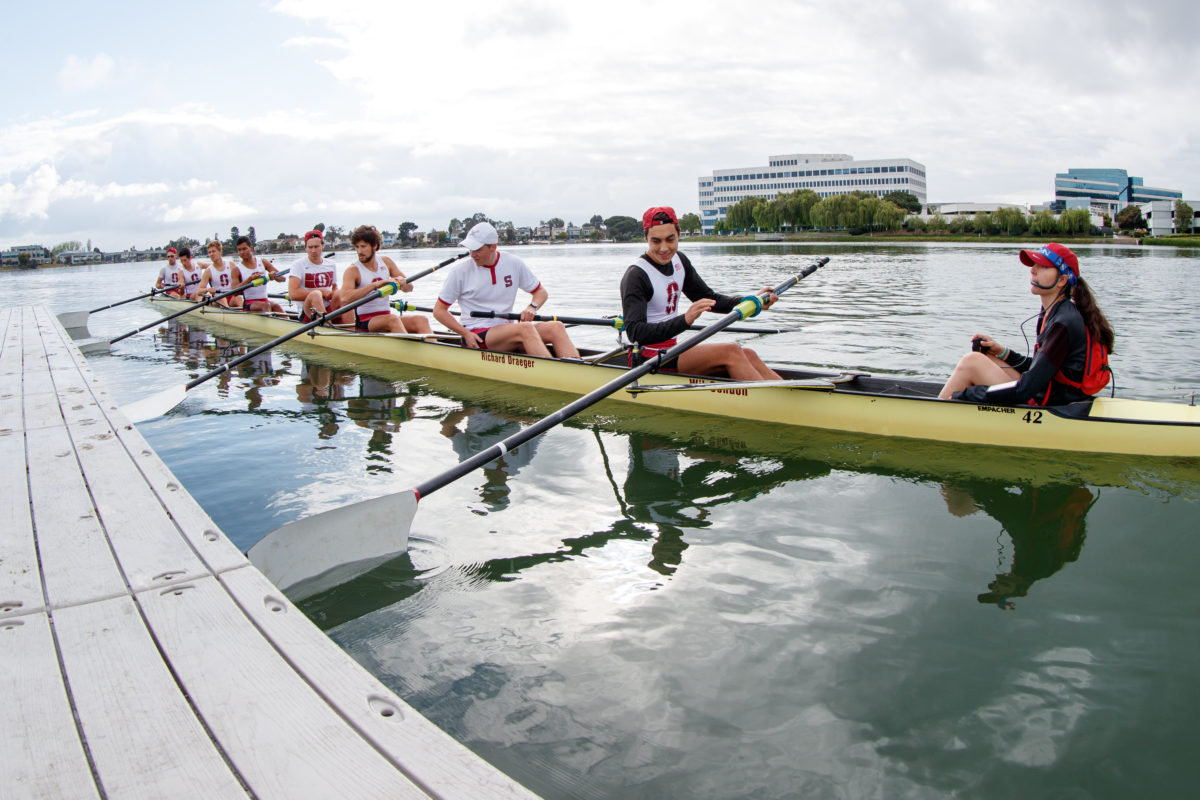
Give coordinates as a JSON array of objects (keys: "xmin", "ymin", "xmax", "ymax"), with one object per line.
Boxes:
[
  {"xmin": 665, "ymin": 282, "xmax": 680, "ymax": 315},
  {"xmin": 504, "ymin": 276, "xmax": 513, "ymax": 288}
]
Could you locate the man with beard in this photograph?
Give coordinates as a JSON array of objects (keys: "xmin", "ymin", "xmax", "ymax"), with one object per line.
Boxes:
[{"xmin": 341, "ymin": 225, "xmax": 430, "ymax": 334}]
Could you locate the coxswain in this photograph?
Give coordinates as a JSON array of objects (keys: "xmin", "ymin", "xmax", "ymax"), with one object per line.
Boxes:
[{"xmin": 939, "ymin": 243, "xmax": 1114, "ymax": 405}]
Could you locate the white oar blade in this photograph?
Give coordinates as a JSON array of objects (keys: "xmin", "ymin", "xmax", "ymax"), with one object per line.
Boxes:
[
  {"xmin": 123, "ymin": 384, "xmax": 188, "ymax": 423},
  {"xmin": 247, "ymin": 490, "xmax": 417, "ymax": 599},
  {"xmin": 56, "ymin": 310, "xmax": 90, "ymax": 331}
]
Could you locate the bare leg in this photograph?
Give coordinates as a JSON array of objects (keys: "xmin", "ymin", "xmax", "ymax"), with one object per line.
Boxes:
[
  {"xmin": 479, "ymin": 322, "xmax": 552, "ymax": 357},
  {"xmin": 535, "ymin": 321, "xmax": 580, "ymax": 359},
  {"xmin": 676, "ymin": 342, "xmax": 779, "ymax": 381},
  {"xmin": 938, "ymin": 352, "xmax": 1020, "ymax": 399}
]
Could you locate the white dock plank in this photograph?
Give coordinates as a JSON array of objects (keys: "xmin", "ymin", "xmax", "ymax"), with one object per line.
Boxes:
[
  {"xmin": 0, "ymin": 612, "xmax": 99, "ymax": 799},
  {"xmin": 0, "ymin": 430, "xmax": 42, "ymax": 618},
  {"xmin": 66, "ymin": 422, "xmax": 211, "ymax": 592},
  {"xmin": 137, "ymin": 574, "xmax": 429, "ymax": 799},
  {"xmin": 25, "ymin": 424, "xmax": 129, "ymax": 609},
  {"xmin": 54, "ymin": 595, "xmax": 248, "ymax": 798},
  {"xmin": 222, "ymin": 566, "xmax": 541, "ymax": 799}
]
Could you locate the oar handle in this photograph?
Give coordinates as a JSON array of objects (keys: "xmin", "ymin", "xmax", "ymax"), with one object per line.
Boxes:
[
  {"xmin": 182, "ymin": 253, "xmax": 468, "ymax": 391},
  {"xmin": 412, "ymin": 256, "xmax": 828, "ymax": 499},
  {"xmin": 109, "ymin": 270, "xmax": 290, "ymax": 344}
]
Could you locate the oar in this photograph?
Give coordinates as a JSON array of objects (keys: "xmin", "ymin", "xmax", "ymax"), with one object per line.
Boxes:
[
  {"xmin": 122, "ymin": 253, "xmax": 469, "ymax": 422},
  {"xmin": 246, "ymin": 256, "xmax": 828, "ymax": 596},
  {"xmin": 392, "ymin": 302, "xmax": 789, "ymax": 335},
  {"xmin": 56, "ymin": 279, "xmax": 202, "ymax": 331},
  {"xmin": 108, "ymin": 270, "xmax": 291, "ymax": 344}
]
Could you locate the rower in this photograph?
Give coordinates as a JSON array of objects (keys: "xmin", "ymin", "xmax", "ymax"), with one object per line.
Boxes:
[
  {"xmin": 621, "ymin": 206, "xmax": 780, "ymax": 379},
  {"xmin": 176, "ymin": 247, "xmax": 205, "ymax": 300},
  {"xmin": 938, "ymin": 242, "xmax": 1114, "ymax": 405},
  {"xmin": 233, "ymin": 235, "xmax": 285, "ymax": 313},
  {"xmin": 155, "ymin": 247, "xmax": 184, "ymax": 297},
  {"xmin": 341, "ymin": 225, "xmax": 431, "ymax": 334},
  {"xmin": 288, "ymin": 229, "xmax": 347, "ymax": 324},
  {"xmin": 196, "ymin": 240, "xmax": 241, "ymax": 308},
  {"xmin": 433, "ymin": 222, "xmax": 580, "ymax": 358}
]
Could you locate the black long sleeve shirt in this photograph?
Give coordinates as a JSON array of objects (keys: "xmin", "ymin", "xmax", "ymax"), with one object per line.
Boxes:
[{"xmin": 619, "ymin": 251, "xmax": 740, "ymax": 345}]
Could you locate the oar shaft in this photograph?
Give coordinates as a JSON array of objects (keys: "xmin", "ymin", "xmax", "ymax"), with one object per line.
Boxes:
[
  {"xmin": 393, "ymin": 304, "xmax": 788, "ymax": 334},
  {"xmin": 413, "ymin": 256, "xmax": 828, "ymax": 499},
  {"xmin": 109, "ymin": 271, "xmax": 290, "ymax": 344},
  {"xmin": 88, "ymin": 279, "xmax": 202, "ymax": 314},
  {"xmin": 182, "ymin": 253, "xmax": 468, "ymax": 391}
]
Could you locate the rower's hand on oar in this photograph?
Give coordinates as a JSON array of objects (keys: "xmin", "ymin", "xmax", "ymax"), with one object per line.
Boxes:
[
  {"xmin": 758, "ymin": 288, "xmax": 780, "ymax": 309},
  {"xmin": 684, "ymin": 298, "xmax": 716, "ymax": 325}
]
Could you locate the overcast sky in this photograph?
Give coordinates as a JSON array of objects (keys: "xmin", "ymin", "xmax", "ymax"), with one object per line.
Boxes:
[{"xmin": 3, "ymin": 0, "xmax": 1197, "ymax": 250}]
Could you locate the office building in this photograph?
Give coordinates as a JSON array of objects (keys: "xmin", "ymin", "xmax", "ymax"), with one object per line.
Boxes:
[
  {"xmin": 697, "ymin": 153, "xmax": 927, "ymax": 233},
  {"xmin": 1054, "ymin": 168, "xmax": 1181, "ymax": 217}
]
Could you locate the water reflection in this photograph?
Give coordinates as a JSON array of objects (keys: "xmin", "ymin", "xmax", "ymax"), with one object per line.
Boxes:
[
  {"xmin": 439, "ymin": 406, "xmax": 541, "ymax": 510},
  {"xmin": 943, "ymin": 481, "xmax": 1096, "ymax": 610},
  {"xmin": 348, "ymin": 375, "xmax": 417, "ymax": 471}
]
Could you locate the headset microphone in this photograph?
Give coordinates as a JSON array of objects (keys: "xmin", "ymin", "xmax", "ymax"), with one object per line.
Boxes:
[{"xmin": 1030, "ymin": 276, "xmax": 1059, "ymax": 290}]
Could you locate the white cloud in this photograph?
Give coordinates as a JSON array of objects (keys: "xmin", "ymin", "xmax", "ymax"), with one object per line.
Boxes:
[
  {"xmin": 58, "ymin": 53, "xmax": 115, "ymax": 92},
  {"xmin": 161, "ymin": 193, "xmax": 257, "ymax": 223}
]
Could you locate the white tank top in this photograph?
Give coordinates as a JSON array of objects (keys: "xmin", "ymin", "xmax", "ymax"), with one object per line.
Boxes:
[
  {"xmin": 237, "ymin": 256, "xmax": 270, "ymax": 302},
  {"xmin": 353, "ymin": 259, "xmax": 392, "ymax": 316},
  {"xmin": 634, "ymin": 255, "xmax": 685, "ymax": 325},
  {"xmin": 209, "ymin": 263, "xmax": 233, "ymax": 292}
]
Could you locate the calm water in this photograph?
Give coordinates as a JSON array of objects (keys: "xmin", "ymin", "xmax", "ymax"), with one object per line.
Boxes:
[{"xmin": 6, "ymin": 243, "xmax": 1200, "ymax": 799}]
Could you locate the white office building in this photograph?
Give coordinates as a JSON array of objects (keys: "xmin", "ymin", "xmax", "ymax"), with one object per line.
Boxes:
[{"xmin": 698, "ymin": 153, "xmax": 928, "ymax": 233}]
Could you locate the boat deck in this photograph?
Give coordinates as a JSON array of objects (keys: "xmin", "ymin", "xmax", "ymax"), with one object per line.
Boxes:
[{"xmin": 0, "ymin": 305, "xmax": 537, "ymax": 799}]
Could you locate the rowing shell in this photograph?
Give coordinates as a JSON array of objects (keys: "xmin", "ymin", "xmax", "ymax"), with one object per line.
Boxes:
[{"xmin": 139, "ymin": 296, "xmax": 1200, "ymax": 459}]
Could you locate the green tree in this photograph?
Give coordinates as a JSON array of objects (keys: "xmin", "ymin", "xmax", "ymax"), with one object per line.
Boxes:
[
  {"xmin": 780, "ymin": 189, "xmax": 820, "ymax": 230},
  {"xmin": 993, "ymin": 207, "xmax": 1029, "ymax": 236},
  {"xmin": 1174, "ymin": 199, "xmax": 1195, "ymax": 234},
  {"xmin": 1028, "ymin": 210, "xmax": 1057, "ymax": 236},
  {"xmin": 882, "ymin": 191, "xmax": 922, "ymax": 214},
  {"xmin": 589, "ymin": 214, "xmax": 604, "ymax": 227},
  {"xmin": 1058, "ymin": 209, "xmax": 1091, "ymax": 235},
  {"xmin": 1115, "ymin": 205, "xmax": 1144, "ymax": 231},
  {"xmin": 725, "ymin": 196, "xmax": 764, "ymax": 231},
  {"xmin": 713, "ymin": 219, "xmax": 727, "ymax": 235},
  {"xmin": 313, "ymin": 222, "xmax": 325, "ymax": 233},
  {"xmin": 678, "ymin": 212, "xmax": 702, "ymax": 234},
  {"xmin": 51, "ymin": 240, "xmax": 82, "ymax": 256},
  {"xmin": 398, "ymin": 221, "xmax": 418, "ymax": 245},
  {"xmin": 247, "ymin": 226, "xmax": 257, "ymax": 246},
  {"xmin": 504, "ymin": 225, "xmax": 516, "ymax": 244},
  {"xmin": 229, "ymin": 226, "xmax": 239, "ymax": 244},
  {"xmin": 604, "ymin": 215, "xmax": 640, "ymax": 241}
]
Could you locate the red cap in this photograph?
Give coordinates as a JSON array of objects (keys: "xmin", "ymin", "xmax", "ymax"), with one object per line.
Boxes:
[
  {"xmin": 1019, "ymin": 242, "xmax": 1079, "ymax": 284},
  {"xmin": 304, "ymin": 229, "xmax": 323, "ymax": 242},
  {"xmin": 166, "ymin": 247, "xmax": 177, "ymax": 254},
  {"xmin": 642, "ymin": 206, "xmax": 679, "ymax": 231}
]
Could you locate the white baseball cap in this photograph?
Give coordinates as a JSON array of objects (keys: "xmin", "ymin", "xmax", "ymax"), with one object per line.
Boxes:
[{"xmin": 461, "ymin": 222, "xmax": 499, "ymax": 251}]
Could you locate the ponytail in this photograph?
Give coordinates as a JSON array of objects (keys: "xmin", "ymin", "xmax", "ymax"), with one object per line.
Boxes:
[{"xmin": 1069, "ymin": 277, "xmax": 1114, "ymax": 353}]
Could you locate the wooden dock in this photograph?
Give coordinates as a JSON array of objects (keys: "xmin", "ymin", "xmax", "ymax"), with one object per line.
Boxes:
[{"xmin": 1, "ymin": 306, "xmax": 538, "ymax": 799}]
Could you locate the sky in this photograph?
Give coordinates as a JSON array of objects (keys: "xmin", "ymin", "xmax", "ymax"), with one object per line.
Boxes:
[{"xmin": 2, "ymin": 0, "xmax": 1198, "ymax": 251}]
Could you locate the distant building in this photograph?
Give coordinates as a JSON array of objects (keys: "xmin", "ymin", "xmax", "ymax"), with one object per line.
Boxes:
[
  {"xmin": 1055, "ymin": 168, "xmax": 1181, "ymax": 217},
  {"xmin": 1, "ymin": 245, "xmax": 50, "ymax": 266},
  {"xmin": 698, "ymin": 153, "xmax": 928, "ymax": 233},
  {"xmin": 1140, "ymin": 199, "xmax": 1199, "ymax": 236},
  {"xmin": 924, "ymin": 202, "xmax": 1024, "ymax": 217}
]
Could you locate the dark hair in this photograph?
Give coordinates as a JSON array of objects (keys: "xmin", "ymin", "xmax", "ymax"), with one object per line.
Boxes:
[
  {"xmin": 235, "ymin": 235, "xmax": 252, "ymax": 248},
  {"xmin": 350, "ymin": 224, "xmax": 381, "ymax": 250},
  {"xmin": 1069, "ymin": 278, "xmax": 1115, "ymax": 353},
  {"xmin": 179, "ymin": 247, "xmax": 192, "ymax": 258}
]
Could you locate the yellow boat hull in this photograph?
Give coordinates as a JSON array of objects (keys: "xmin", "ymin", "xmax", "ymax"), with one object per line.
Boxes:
[{"xmin": 145, "ymin": 298, "xmax": 1200, "ymax": 459}]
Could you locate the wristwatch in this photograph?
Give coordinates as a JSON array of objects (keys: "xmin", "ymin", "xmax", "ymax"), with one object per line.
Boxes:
[{"xmin": 529, "ymin": 302, "xmax": 539, "ymax": 310}]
